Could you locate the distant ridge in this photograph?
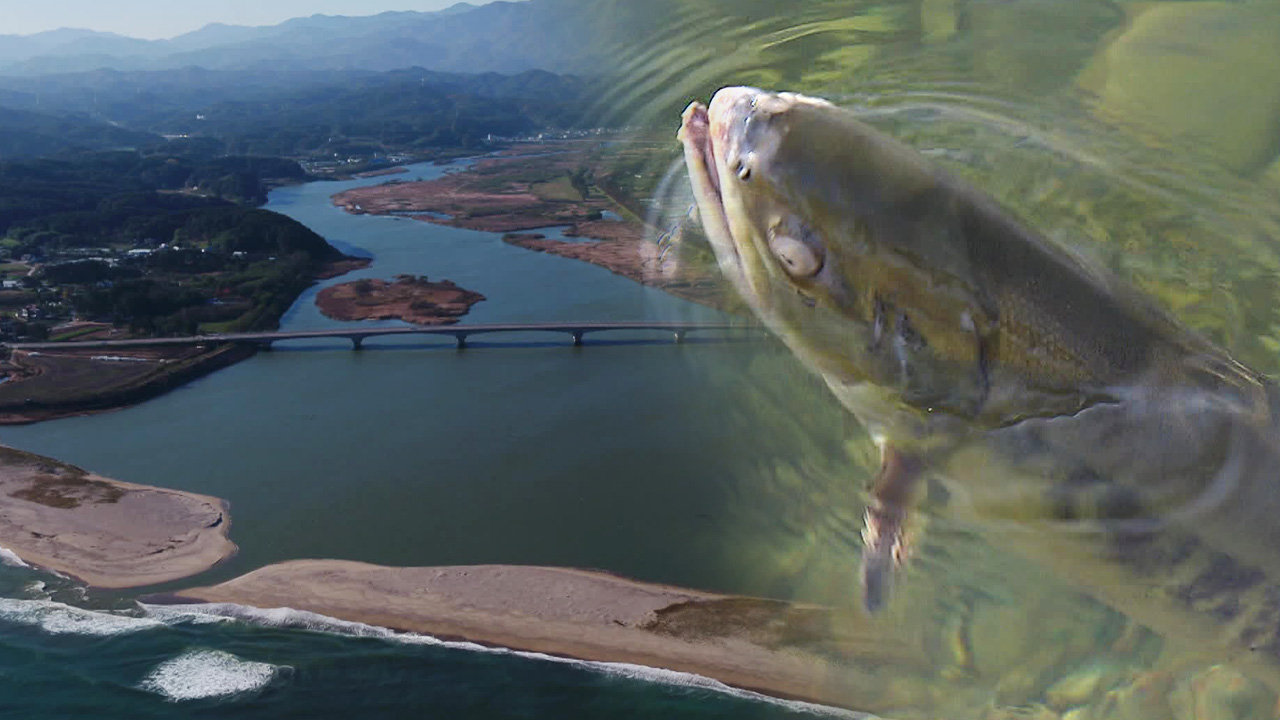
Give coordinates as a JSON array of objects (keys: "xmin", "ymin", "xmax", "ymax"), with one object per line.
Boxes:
[{"xmin": 0, "ymin": 2, "xmax": 572, "ymax": 76}]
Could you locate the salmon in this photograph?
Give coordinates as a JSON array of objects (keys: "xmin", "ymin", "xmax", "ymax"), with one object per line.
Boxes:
[{"xmin": 679, "ymin": 86, "xmax": 1280, "ymax": 688}]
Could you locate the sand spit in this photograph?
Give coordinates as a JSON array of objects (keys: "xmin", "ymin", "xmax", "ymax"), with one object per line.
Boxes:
[
  {"xmin": 159, "ymin": 559, "xmax": 956, "ymax": 711},
  {"xmin": 0, "ymin": 445, "xmax": 235, "ymax": 588}
]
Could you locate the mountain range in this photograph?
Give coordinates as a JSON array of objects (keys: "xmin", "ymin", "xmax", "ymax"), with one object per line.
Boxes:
[
  {"xmin": 0, "ymin": 2, "xmax": 604, "ymax": 76},
  {"xmin": 0, "ymin": 0, "xmax": 886, "ymax": 154}
]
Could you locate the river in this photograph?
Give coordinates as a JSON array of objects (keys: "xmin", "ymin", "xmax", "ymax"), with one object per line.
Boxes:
[{"xmin": 0, "ymin": 157, "xmax": 878, "ymax": 718}]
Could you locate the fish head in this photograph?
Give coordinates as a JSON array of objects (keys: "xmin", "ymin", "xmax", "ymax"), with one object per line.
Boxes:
[{"xmin": 679, "ymin": 86, "xmax": 988, "ymax": 418}]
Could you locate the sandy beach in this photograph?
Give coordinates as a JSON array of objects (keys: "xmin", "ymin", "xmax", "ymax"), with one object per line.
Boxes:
[
  {"xmin": 0, "ymin": 445, "xmax": 235, "ymax": 588},
  {"xmin": 155, "ymin": 559, "xmax": 959, "ymax": 712}
]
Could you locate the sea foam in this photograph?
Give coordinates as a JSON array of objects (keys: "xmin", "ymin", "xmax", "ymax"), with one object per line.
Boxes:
[
  {"xmin": 147, "ymin": 602, "xmax": 400, "ymax": 638},
  {"xmin": 142, "ymin": 602, "xmax": 870, "ymax": 718},
  {"xmin": 0, "ymin": 545, "xmax": 30, "ymax": 568},
  {"xmin": 0, "ymin": 598, "xmax": 164, "ymax": 636},
  {"xmin": 139, "ymin": 649, "xmax": 285, "ymax": 701}
]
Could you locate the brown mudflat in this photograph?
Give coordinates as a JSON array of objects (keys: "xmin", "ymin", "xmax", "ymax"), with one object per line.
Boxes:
[{"xmin": 315, "ymin": 275, "xmax": 486, "ymax": 325}]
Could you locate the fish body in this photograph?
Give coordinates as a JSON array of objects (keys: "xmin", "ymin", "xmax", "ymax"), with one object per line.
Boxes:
[{"xmin": 679, "ymin": 87, "xmax": 1280, "ymax": 682}]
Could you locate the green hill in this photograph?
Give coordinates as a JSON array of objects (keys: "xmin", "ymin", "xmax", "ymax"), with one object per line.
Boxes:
[{"xmin": 0, "ymin": 106, "xmax": 159, "ymax": 159}]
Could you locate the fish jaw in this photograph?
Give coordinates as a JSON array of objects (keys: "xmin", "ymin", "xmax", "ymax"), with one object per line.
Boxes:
[
  {"xmin": 680, "ymin": 86, "xmax": 805, "ymax": 313},
  {"xmin": 678, "ymin": 100, "xmax": 752, "ymax": 303}
]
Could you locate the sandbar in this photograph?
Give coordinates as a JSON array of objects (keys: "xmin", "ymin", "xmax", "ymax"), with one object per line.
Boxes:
[
  {"xmin": 155, "ymin": 559, "xmax": 958, "ymax": 711},
  {"xmin": 503, "ymin": 232, "xmax": 731, "ymax": 309},
  {"xmin": 0, "ymin": 445, "xmax": 235, "ymax": 588},
  {"xmin": 315, "ymin": 275, "xmax": 485, "ymax": 325},
  {"xmin": 329, "ymin": 143, "xmax": 734, "ymax": 310}
]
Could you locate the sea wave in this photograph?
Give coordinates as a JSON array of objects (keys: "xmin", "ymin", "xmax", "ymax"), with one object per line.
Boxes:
[
  {"xmin": 22, "ymin": 580, "xmax": 49, "ymax": 600},
  {"xmin": 147, "ymin": 602, "xmax": 403, "ymax": 638},
  {"xmin": 0, "ymin": 598, "xmax": 164, "ymax": 636},
  {"xmin": 139, "ymin": 648, "xmax": 287, "ymax": 701},
  {"xmin": 0, "ymin": 545, "xmax": 30, "ymax": 568},
  {"xmin": 141, "ymin": 602, "xmax": 871, "ymax": 719}
]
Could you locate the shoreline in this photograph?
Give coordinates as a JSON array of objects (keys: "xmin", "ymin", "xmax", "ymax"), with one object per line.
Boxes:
[
  {"xmin": 0, "ymin": 445, "xmax": 236, "ymax": 588},
  {"xmin": 328, "ymin": 141, "xmax": 733, "ymax": 310},
  {"xmin": 0, "ymin": 342, "xmax": 258, "ymax": 426},
  {"xmin": 0, "ymin": 257, "xmax": 370, "ymax": 426},
  {"xmin": 149, "ymin": 559, "xmax": 948, "ymax": 712},
  {"xmin": 502, "ymin": 232, "xmax": 731, "ymax": 309}
]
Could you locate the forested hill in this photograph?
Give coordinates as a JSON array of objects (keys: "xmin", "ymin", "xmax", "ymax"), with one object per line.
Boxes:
[
  {"xmin": 168, "ymin": 68, "xmax": 593, "ymax": 156},
  {"xmin": 0, "ymin": 152, "xmax": 307, "ymax": 237},
  {"xmin": 0, "ymin": 67, "xmax": 594, "ymax": 157},
  {"xmin": 0, "ymin": 151, "xmax": 345, "ymax": 336},
  {"xmin": 0, "ymin": 106, "xmax": 159, "ymax": 159}
]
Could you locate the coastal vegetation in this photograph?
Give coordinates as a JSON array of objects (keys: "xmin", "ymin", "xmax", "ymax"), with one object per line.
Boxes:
[
  {"xmin": 0, "ymin": 144, "xmax": 358, "ymax": 421},
  {"xmin": 0, "ymin": 150, "xmax": 343, "ymax": 338},
  {"xmin": 316, "ymin": 275, "xmax": 487, "ymax": 325}
]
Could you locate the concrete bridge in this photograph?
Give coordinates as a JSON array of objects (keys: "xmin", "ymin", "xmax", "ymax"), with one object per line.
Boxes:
[{"xmin": 7, "ymin": 322, "xmax": 764, "ymax": 352}]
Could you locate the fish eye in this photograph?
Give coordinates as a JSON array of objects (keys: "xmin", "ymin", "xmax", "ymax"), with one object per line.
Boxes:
[{"xmin": 768, "ymin": 227, "xmax": 824, "ymax": 278}]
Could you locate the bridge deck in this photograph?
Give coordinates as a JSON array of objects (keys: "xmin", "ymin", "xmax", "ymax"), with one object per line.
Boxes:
[{"xmin": 6, "ymin": 322, "xmax": 764, "ymax": 351}]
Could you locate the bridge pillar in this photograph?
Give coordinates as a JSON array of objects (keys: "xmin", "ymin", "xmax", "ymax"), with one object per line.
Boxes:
[
  {"xmin": 455, "ymin": 333, "xmax": 468, "ymax": 350},
  {"xmin": 673, "ymin": 330, "xmax": 686, "ymax": 344},
  {"xmin": 571, "ymin": 331, "xmax": 584, "ymax": 346},
  {"xmin": 351, "ymin": 337, "xmax": 364, "ymax": 350}
]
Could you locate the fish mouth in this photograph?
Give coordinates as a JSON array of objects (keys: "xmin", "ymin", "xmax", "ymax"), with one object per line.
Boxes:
[
  {"xmin": 678, "ymin": 89, "xmax": 760, "ymax": 298},
  {"xmin": 678, "ymin": 101, "xmax": 730, "ymax": 243}
]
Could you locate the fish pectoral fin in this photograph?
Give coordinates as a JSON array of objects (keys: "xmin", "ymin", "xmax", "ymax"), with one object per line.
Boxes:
[
  {"xmin": 859, "ymin": 445, "xmax": 925, "ymax": 613},
  {"xmin": 860, "ymin": 505, "xmax": 908, "ymax": 613}
]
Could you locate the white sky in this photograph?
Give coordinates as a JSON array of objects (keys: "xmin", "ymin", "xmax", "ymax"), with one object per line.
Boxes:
[{"xmin": 2, "ymin": 1, "xmax": 510, "ymax": 40}]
